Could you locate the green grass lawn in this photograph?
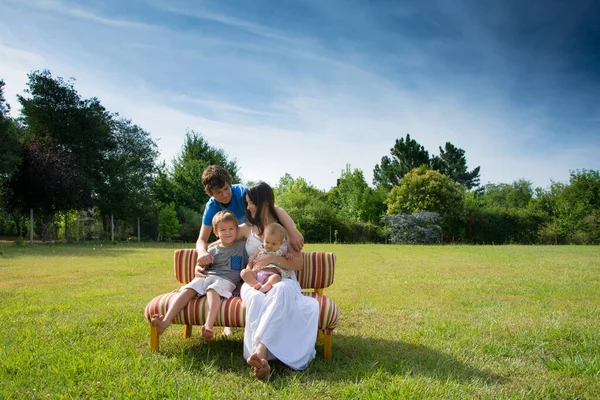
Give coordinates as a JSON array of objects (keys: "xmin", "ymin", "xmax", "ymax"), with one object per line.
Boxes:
[{"xmin": 1, "ymin": 243, "xmax": 599, "ymax": 399}]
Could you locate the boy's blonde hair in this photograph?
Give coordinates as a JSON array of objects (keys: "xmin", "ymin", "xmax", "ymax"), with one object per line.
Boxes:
[
  {"xmin": 212, "ymin": 210, "xmax": 238, "ymax": 231},
  {"xmin": 264, "ymin": 222, "xmax": 286, "ymax": 242}
]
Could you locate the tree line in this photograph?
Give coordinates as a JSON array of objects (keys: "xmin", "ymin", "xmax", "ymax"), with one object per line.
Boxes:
[{"xmin": 1, "ymin": 71, "xmax": 598, "ymax": 244}]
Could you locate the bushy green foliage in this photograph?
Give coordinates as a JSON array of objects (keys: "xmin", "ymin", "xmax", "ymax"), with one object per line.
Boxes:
[
  {"xmin": 464, "ymin": 181, "xmax": 548, "ymax": 244},
  {"xmin": 328, "ymin": 164, "xmax": 387, "ymax": 223},
  {"xmin": 158, "ymin": 203, "xmax": 180, "ymax": 240},
  {"xmin": 171, "ymin": 131, "xmax": 240, "ymax": 214},
  {"xmin": 95, "ymin": 118, "xmax": 158, "ymax": 220},
  {"xmin": 276, "ymin": 174, "xmax": 336, "ymax": 242},
  {"xmin": 0, "ymin": 79, "xmax": 22, "ymax": 180},
  {"xmin": 178, "ymin": 205, "xmax": 203, "ymax": 242},
  {"xmin": 550, "ymin": 169, "xmax": 600, "ymax": 244},
  {"xmin": 386, "ymin": 166, "xmax": 465, "ymax": 241}
]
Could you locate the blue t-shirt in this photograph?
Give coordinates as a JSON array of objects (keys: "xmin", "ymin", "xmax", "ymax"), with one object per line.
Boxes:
[{"xmin": 202, "ymin": 183, "xmax": 247, "ymax": 226}]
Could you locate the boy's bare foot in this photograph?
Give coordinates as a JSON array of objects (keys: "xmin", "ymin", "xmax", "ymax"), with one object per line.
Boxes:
[
  {"xmin": 259, "ymin": 282, "xmax": 273, "ymax": 293},
  {"xmin": 201, "ymin": 326, "xmax": 214, "ymax": 342},
  {"xmin": 253, "ymin": 283, "xmax": 262, "ymax": 291},
  {"xmin": 150, "ymin": 314, "xmax": 169, "ymax": 335},
  {"xmin": 247, "ymin": 353, "xmax": 271, "ymax": 379}
]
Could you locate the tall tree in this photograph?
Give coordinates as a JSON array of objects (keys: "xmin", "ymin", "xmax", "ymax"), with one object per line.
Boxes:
[
  {"xmin": 0, "ymin": 79, "xmax": 22, "ymax": 179},
  {"xmin": 95, "ymin": 117, "xmax": 159, "ymax": 220},
  {"xmin": 276, "ymin": 174, "xmax": 336, "ymax": 242},
  {"xmin": 373, "ymin": 134, "xmax": 430, "ymax": 189},
  {"xmin": 551, "ymin": 169, "xmax": 600, "ymax": 243},
  {"xmin": 432, "ymin": 142, "xmax": 480, "ymax": 189},
  {"xmin": 9, "ymin": 70, "xmax": 113, "ymax": 214},
  {"xmin": 171, "ymin": 130, "xmax": 240, "ymax": 214},
  {"xmin": 329, "ymin": 164, "xmax": 386, "ymax": 223}
]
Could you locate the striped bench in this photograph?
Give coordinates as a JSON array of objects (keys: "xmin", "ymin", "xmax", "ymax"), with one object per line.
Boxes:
[{"xmin": 144, "ymin": 250, "xmax": 339, "ymax": 361}]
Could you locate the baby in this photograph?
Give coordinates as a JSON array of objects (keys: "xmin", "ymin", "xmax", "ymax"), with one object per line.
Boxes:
[{"xmin": 241, "ymin": 222, "xmax": 292, "ymax": 292}]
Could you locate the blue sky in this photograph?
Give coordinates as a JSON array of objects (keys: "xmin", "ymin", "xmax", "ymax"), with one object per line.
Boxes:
[{"xmin": 1, "ymin": 0, "xmax": 598, "ymax": 190}]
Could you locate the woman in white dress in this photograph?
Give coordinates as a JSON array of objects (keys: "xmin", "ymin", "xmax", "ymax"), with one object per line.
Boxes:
[{"xmin": 238, "ymin": 182, "xmax": 319, "ymax": 378}]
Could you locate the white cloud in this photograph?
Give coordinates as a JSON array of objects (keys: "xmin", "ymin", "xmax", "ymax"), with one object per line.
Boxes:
[{"xmin": 1, "ymin": 0, "xmax": 597, "ymax": 193}]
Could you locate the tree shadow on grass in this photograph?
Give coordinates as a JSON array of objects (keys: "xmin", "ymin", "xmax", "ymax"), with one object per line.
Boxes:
[
  {"xmin": 160, "ymin": 330, "xmax": 505, "ymax": 386},
  {"xmin": 309, "ymin": 334, "xmax": 506, "ymax": 384}
]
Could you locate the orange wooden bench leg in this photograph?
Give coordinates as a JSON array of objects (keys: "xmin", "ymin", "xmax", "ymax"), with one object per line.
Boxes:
[
  {"xmin": 183, "ymin": 324, "xmax": 193, "ymax": 338},
  {"xmin": 150, "ymin": 326, "xmax": 159, "ymax": 352},
  {"xmin": 317, "ymin": 329, "xmax": 324, "ymax": 343},
  {"xmin": 323, "ymin": 331, "xmax": 332, "ymax": 362}
]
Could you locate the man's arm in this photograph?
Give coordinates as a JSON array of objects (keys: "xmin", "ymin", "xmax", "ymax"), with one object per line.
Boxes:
[
  {"xmin": 274, "ymin": 206, "xmax": 304, "ymax": 252},
  {"xmin": 195, "ymin": 224, "xmax": 214, "ymax": 267}
]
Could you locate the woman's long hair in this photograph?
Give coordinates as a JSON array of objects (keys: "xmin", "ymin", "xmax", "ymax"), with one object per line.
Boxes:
[{"xmin": 245, "ymin": 182, "xmax": 280, "ymax": 235}]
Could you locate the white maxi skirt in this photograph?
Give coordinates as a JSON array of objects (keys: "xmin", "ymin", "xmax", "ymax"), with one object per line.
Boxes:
[{"xmin": 241, "ymin": 279, "xmax": 319, "ymax": 370}]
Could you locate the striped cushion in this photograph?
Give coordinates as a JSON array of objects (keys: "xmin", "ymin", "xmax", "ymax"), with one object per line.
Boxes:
[
  {"xmin": 303, "ymin": 292, "xmax": 339, "ymax": 333},
  {"xmin": 174, "ymin": 249, "xmax": 198, "ymax": 284},
  {"xmin": 144, "ymin": 291, "xmax": 338, "ymax": 332},
  {"xmin": 145, "ymin": 292, "xmax": 246, "ymax": 327},
  {"xmin": 297, "ymin": 252, "xmax": 336, "ymax": 289}
]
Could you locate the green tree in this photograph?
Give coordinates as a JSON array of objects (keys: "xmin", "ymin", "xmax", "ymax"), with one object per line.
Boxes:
[
  {"xmin": 96, "ymin": 117, "xmax": 159, "ymax": 220},
  {"xmin": 329, "ymin": 164, "xmax": 385, "ymax": 223},
  {"xmin": 373, "ymin": 134, "xmax": 430, "ymax": 189},
  {"xmin": 18, "ymin": 70, "xmax": 112, "ymax": 192},
  {"xmin": 0, "ymin": 79, "xmax": 23, "ymax": 180},
  {"xmin": 385, "ymin": 166, "xmax": 465, "ymax": 240},
  {"xmin": 158, "ymin": 203, "xmax": 180, "ymax": 240},
  {"xmin": 7, "ymin": 70, "xmax": 112, "ymax": 221},
  {"xmin": 479, "ymin": 179, "xmax": 534, "ymax": 210},
  {"xmin": 552, "ymin": 169, "xmax": 600, "ymax": 244},
  {"xmin": 171, "ymin": 131, "xmax": 240, "ymax": 214},
  {"xmin": 431, "ymin": 142, "xmax": 480, "ymax": 189},
  {"xmin": 151, "ymin": 162, "xmax": 176, "ymax": 209},
  {"xmin": 276, "ymin": 174, "xmax": 337, "ymax": 243}
]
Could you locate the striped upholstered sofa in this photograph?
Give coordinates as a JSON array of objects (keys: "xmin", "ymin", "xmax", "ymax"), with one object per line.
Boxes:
[{"xmin": 144, "ymin": 250, "xmax": 339, "ymax": 361}]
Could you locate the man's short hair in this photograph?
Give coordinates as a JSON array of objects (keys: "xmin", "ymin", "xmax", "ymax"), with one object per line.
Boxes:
[
  {"xmin": 212, "ymin": 210, "xmax": 238, "ymax": 231},
  {"xmin": 202, "ymin": 165, "xmax": 233, "ymax": 196}
]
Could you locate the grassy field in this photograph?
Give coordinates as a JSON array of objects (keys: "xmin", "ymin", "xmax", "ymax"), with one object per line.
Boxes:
[{"xmin": 0, "ymin": 243, "xmax": 599, "ymax": 399}]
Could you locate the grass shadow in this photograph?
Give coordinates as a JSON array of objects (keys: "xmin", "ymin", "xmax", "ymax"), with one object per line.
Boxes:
[
  {"xmin": 312, "ymin": 334, "xmax": 506, "ymax": 384},
  {"xmin": 156, "ymin": 330, "xmax": 505, "ymax": 386}
]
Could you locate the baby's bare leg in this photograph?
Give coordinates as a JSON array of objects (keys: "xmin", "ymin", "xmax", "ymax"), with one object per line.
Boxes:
[
  {"xmin": 259, "ymin": 273, "xmax": 281, "ymax": 293},
  {"xmin": 241, "ymin": 268, "xmax": 260, "ymax": 287}
]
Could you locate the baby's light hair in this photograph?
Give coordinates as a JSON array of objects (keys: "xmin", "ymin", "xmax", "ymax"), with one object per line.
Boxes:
[
  {"xmin": 212, "ymin": 210, "xmax": 238, "ymax": 231},
  {"xmin": 264, "ymin": 222, "xmax": 286, "ymax": 242}
]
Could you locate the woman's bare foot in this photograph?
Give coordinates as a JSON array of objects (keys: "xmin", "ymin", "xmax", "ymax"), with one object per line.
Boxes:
[
  {"xmin": 201, "ymin": 325, "xmax": 214, "ymax": 342},
  {"xmin": 259, "ymin": 282, "xmax": 273, "ymax": 293},
  {"xmin": 247, "ymin": 353, "xmax": 271, "ymax": 379},
  {"xmin": 150, "ymin": 314, "xmax": 169, "ymax": 335}
]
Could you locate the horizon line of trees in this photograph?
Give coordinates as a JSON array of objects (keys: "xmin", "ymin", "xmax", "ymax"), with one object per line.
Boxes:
[{"xmin": 1, "ymin": 71, "xmax": 599, "ymax": 245}]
